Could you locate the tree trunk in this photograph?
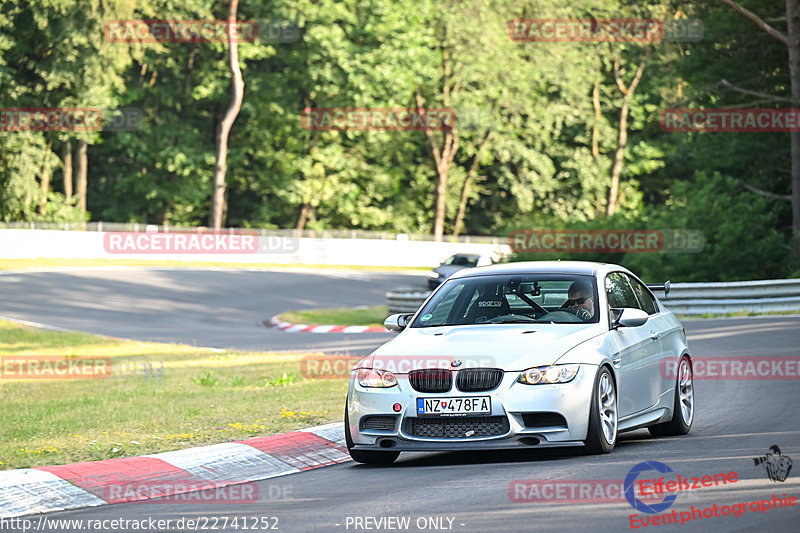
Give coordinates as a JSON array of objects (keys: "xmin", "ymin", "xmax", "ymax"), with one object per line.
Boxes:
[
  {"xmin": 452, "ymin": 175, "xmax": 471, "ymax": 239},
  {"xmin": 607, "ymin": 58, "xmax": 646, "ymax": 216},
  {"xmin": 433, "ymin": 163, "xmax": 449, "ymax": 240},
  {"xmin": 592, "ymin": 80, "xmax": 604, "ymax": 216},
  {"xmin": 62, "ymin": 141, "xmax": 72, "ymax": 199},
  {"xmin": 210, "ymin": 0, "xmax": 245, "ymax": 230},
  {"xmin": 606, "ymin": 103, "xmax": 630, "ymax": 217},
  {"xmin": 39, "ymin": 141, "xmax": 52, "ymax": 215},
  {"xmin": 417, "ymin": 82, "xmax": 459, "ymax": 241},
  {"xmin": 296, "ymin": 203, "xmax": 312, "ymax": 232},
  {"xmin": 453, "ymin": 130, "xmax": 491, "ymax": 238},
  {"xmin": 76, "ymin": 140, "xmax": 87, "ymax": 215},
  {"xmin": 787, "ymin": 0, "xmax": 800, "ymax": 265}
]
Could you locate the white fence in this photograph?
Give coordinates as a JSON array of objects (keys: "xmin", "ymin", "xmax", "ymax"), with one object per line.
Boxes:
[
  {"xmin": 387, "ymin": 279, "xmax": 800, "ymax": 316},
  {"xmin": 0, "ymin": 228, "xmax": 510, "ymax": 268}
]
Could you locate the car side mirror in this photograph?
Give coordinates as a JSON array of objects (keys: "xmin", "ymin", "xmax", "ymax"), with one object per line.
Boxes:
[
  {"xmin": 612, "ymin": 308, "xmax": 649, "ymax": 328},
  {"xmin": 384, "ymin": 313, "xmax": 413, "ymax": 332}
]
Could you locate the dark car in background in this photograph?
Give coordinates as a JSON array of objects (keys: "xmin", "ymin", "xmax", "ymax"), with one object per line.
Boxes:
[{"xmin": 426, "ymin": 253, "xmax": 493, "ymax": 289}]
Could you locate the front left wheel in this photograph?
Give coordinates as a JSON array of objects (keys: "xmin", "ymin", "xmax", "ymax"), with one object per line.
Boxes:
[
  {"xmin": 344, "ymin": 402, "xmax": 400, "ymax": 465},
  {"xmin": 584, "ymin": 366, "xmax": 617, "ymax": 454}
]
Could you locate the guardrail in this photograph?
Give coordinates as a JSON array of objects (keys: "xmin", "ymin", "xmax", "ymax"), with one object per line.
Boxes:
[
  {"xmin": 661, "ymin": 279, "xmax": 800, "ymax": 315},
  {"xmin": 387, "ymin": 279, "xmax": 800, "ymax": 316},
  {"xmin": 387, "ymin": 290, "xmax": 433, "ymax": 314}
]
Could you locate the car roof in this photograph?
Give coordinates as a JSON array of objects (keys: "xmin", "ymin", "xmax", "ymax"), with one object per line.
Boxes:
[{"xmin": 447, "ymin": 260, "xmax": 623, "ymax": 279}]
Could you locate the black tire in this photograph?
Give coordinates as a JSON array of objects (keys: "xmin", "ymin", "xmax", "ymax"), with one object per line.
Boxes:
[
  {"xmin": 649, "ymin": 356, "xmax": 693, "ymax": 437},
  {"xmin": 585, "ymin": 366, "xmax": 617, "ymax": 454},
  {"xmin": 344, "ymin": 402, "xmax": 400, "ymax": 465}
]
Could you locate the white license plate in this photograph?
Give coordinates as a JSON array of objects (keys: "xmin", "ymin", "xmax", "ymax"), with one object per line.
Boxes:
[{"xmin": 416, "ymin": 396, "xmax": 491, "ymax": 416}]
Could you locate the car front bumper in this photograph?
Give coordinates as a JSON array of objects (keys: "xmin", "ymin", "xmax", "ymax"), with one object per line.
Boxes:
[{"xmin": 346, "ymin": 364, "xmax": 597, "ymax": 452}]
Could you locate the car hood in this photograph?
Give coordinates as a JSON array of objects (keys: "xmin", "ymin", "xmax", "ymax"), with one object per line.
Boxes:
[{"xmin": 364, "ymin": 323, "xmax": 605, "ymax": 372}]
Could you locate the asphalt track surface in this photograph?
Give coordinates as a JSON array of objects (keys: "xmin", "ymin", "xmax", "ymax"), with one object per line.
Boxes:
[
  {"xmin": 2, "ymin": 269, "xmax": 800, "ymax": 532},
  {"xmin": 0, "ymin": 267, "xmax": 423, "ymax": 353}
]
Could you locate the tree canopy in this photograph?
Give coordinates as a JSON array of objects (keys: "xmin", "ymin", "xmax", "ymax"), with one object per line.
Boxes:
[{"xmin": 0, "ymin": 0, "xmax": 795, "ymax": 280}]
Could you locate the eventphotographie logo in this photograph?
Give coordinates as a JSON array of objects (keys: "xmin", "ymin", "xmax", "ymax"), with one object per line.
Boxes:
[
  {"xmin": 625, "ymin": 461, "xmax": 678, "ymax": 514},
  {"xmin": 753, "ymin": 445, "xmax": 793, "ymax": 482}
]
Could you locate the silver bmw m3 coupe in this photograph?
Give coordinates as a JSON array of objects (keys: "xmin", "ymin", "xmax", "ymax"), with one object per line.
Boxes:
[{"xmin": 345, "ymin": 261, "xmax": 694, "ymax": 464}]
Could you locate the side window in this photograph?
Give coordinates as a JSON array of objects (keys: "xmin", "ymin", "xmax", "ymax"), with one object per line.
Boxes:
[
  {"xmin": 628, "ymin": 277, "xmax": 658, "ymax": 315},
  {"xmin": 605, "ymin": 272, "xmax": 640, "ymax": 309}
]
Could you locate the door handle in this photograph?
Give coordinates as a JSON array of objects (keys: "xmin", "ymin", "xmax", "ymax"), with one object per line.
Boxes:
[
  {"xmin": 649, "ymin": 330, "xmax": 660, "ymax": 341},
  {"xmin": 613, "ymin": 357, "xmax": 621, "ymax": 365}
]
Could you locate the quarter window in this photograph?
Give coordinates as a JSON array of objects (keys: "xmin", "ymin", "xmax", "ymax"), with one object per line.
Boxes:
[
  {"xmin": 628, "ymin": 277, "xmax": 658, "ymax": 315},
  {"xmin": 605, "ymin": 272, "xmax": 640, "ymax": 309}
]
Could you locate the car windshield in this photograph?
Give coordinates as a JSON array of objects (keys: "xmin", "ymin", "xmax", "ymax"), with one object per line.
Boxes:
[
  {"xmin": 443, "ymin": 254, "xmax": 480, "ymax": 267},
  {"xmin": 412, "ymin": 273, "xmax": 599, "ymax": 327}
]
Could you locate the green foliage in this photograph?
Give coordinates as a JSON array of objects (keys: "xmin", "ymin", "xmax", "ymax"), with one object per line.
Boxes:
[
  {"xmin": 510, "ymin": 172, "xmax": 790, "ymax": 281},
  {"xmin": 191, "ymin": 371, "xmax": 218, "ymax": 387},
  {"xmin": 0, "ymin": 0, "xmax": 794, "ymax": 279},
  {"xmin": 266, "ymin": 372, "xmax": 296, "ymax": 386}
]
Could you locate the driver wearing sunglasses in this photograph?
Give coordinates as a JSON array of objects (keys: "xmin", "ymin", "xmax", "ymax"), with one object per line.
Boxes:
[{"xmin": 565, "ymin": 281, "xmax": 594, "ymax": 319}]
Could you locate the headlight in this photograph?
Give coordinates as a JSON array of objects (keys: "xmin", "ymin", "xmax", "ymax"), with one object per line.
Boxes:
[
  {"xmin": 427, "ymin": 271, "xmax": 441, "ymax": 280},
  {"xmin": 518, "ymin": 364, "xmax": 580, "ymax": 385},
  {"xmin": 357, "ymin": 368, "xmax": 398, "ymax": 388}
]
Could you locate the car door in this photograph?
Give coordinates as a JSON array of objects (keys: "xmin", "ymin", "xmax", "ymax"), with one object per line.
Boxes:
[
  {"xmin": 627, "ymin": 275, "xmax": 674, "ymax": 398},
  {"xmin": 605, "ymin": 272, "xmax": 662, "ymax": 417}
]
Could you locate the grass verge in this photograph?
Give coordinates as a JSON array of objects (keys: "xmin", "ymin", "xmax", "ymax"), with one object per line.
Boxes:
[
  {"xmin": 278, "ymin": 306, "xmax": 388, "ymax": 328},
  {"xmin": 0, "ymin": 320, "xmax": 351, "ymax": 470}
]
